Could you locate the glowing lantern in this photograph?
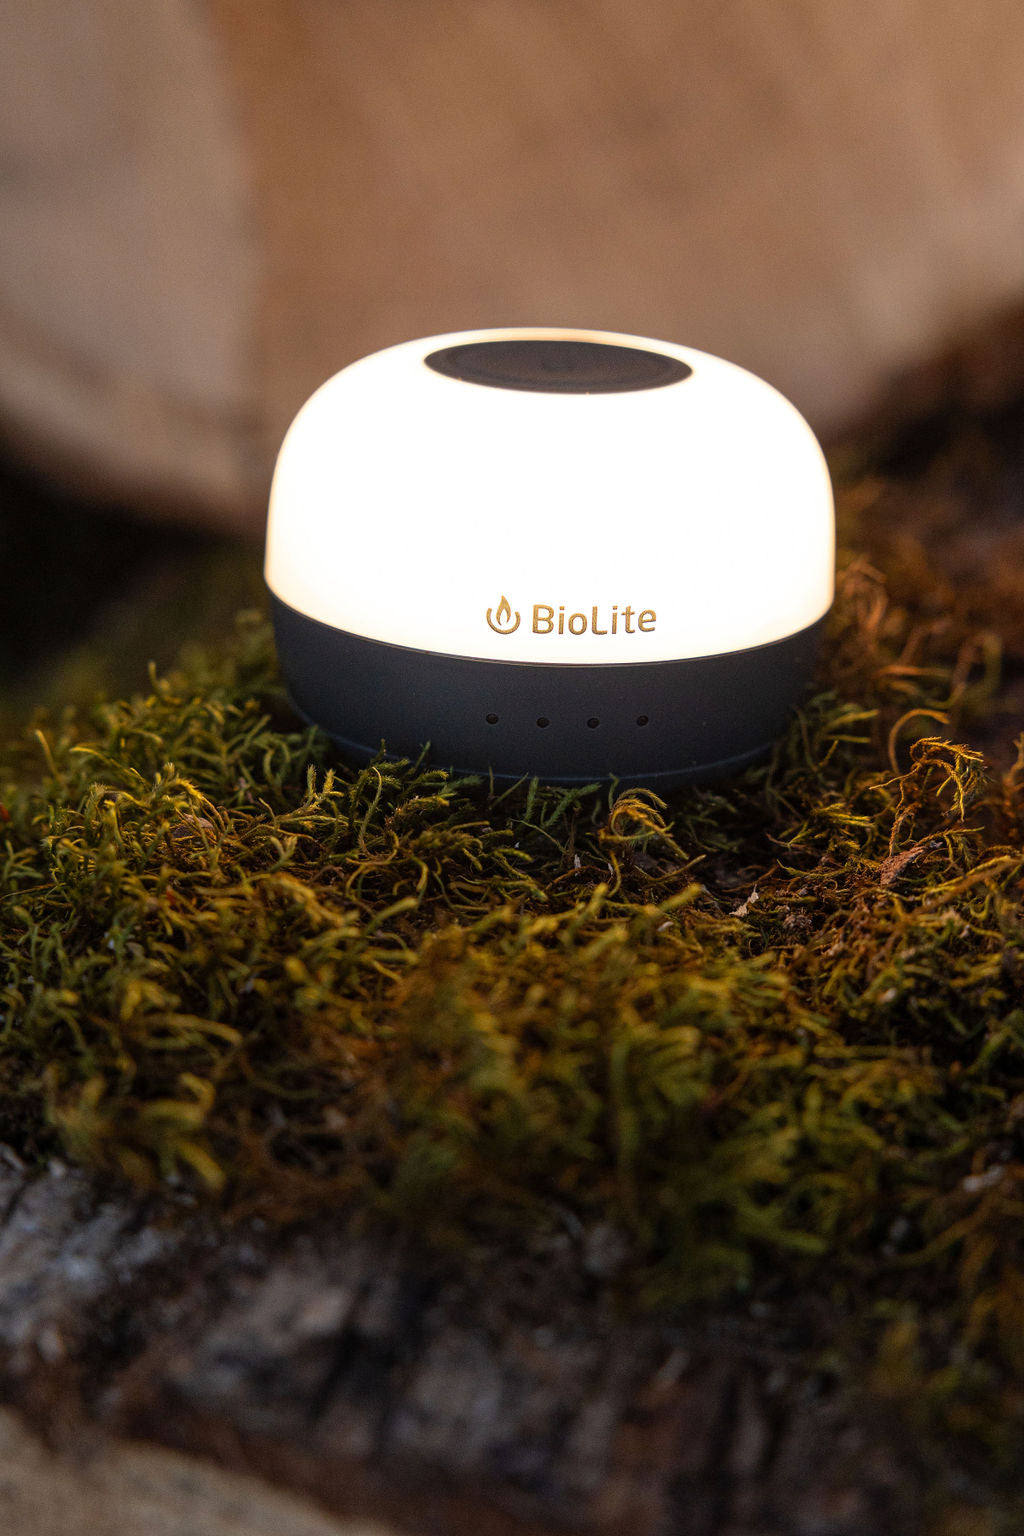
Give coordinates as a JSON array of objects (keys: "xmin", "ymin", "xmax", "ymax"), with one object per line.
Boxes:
[{"xmin": 265, "ymin": 328, "xmax": 834, "ymax": 785}]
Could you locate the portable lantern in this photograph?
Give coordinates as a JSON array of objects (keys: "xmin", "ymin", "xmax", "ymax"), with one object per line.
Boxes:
[{"xmin": 265, "ymin": 327, "xmax": 834, "ymax": 786}]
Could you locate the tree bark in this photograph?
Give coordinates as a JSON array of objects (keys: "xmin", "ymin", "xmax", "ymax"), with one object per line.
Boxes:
[{"xmin": 0, "ymin": 1155, "xmax": 947, "ymax": 1536}]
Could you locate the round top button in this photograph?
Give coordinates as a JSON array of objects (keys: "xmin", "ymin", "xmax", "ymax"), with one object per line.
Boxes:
[{"xmin": 424, "ymin": 337, "xmax": 693, "ymax": 394}]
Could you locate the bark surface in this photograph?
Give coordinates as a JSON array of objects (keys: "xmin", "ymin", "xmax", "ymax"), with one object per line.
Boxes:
[{"xmin": 0, "ymin": 1154, "xmax": 948, "ymax": 1536}]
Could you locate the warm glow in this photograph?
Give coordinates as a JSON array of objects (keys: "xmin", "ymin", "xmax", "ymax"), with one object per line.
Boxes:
[{"xmin": 265, "ymin": 328, "xmax": 834, "ymax": 664}]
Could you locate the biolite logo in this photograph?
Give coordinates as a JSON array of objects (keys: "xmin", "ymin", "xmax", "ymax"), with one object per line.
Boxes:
[
  {"xmin": 485, "ymin": 595, "xmax": 521, "ymax": 634},
  {"xmin": 485, "ymin": 597, "xmax": 657, "ymax": 636}
]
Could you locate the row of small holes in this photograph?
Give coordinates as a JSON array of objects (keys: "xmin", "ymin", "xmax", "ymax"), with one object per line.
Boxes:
[{"xmin": 485, "ymin": 714, "xmax": 650, "ymax": 728}]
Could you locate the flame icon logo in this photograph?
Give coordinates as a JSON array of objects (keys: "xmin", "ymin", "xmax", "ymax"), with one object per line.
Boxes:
[{"xmin": 486, "ymin": 594, "xmax": 521, "ymax": 634}]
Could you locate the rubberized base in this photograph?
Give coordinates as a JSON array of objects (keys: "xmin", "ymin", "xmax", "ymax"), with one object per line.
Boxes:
[{"xmin": 271, "ymin": 595, "xmax": 825, "ymax": 787}]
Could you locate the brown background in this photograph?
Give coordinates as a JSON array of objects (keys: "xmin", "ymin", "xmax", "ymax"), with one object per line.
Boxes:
[{"xmin": 2, "ymin": 1, "xmax": 1024, "ymax": 525}]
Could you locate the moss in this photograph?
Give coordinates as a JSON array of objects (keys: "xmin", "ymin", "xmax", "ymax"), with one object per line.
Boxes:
[{"xmin": 5, "ymin": 395, "xmax": 1024, "ymax": 1483}]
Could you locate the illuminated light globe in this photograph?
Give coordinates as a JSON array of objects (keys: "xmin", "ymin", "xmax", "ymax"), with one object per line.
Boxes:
[{"xmin": 265, "ymin": 327, "xmax": 834, "ymax": 786}]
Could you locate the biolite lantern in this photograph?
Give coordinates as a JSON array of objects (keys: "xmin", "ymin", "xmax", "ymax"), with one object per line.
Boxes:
[{"xmin": 265, "ymin": 327, "xmax": 834, "ymax": 786}]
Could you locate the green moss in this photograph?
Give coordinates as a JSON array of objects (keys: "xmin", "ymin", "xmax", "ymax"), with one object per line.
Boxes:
[{"xmin": 5, "ymin": 417, "xmax": 1024, "ymax": 1481}]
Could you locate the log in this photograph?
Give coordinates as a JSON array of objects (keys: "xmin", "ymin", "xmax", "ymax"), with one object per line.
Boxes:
[
  {"xmin": 1, "ymin": 350, "xmax": 1020, "ymax": 1532},
  {"xmin": 0, "ymin": 1155, "xmax": 961, "ymax": 1536},
  {"xmin": 2, "ymin": 1, "xmax": 1024, "ymax": 528},
  {"xmin": 0, "ymin": 1407, "xmax": 388, "ymax": 1536}
]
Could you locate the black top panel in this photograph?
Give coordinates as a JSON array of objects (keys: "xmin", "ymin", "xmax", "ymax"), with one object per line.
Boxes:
[{"xmin": 423, "ymin": 338, "xmax": 693, "ymax": 394}]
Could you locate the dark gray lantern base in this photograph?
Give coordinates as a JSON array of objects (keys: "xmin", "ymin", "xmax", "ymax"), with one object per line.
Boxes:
[{"xmin": 271, "ymin": 594, "xmax": 825, "ymax": 787}]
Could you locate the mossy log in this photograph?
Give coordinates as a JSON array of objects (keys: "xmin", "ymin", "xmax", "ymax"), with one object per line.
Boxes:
[{"xmin": 5, "ymin": 339, "xmax": 1024, "ymax": 1532}]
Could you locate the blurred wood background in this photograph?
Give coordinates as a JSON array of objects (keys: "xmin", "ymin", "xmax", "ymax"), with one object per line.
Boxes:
[{"xmin": 2, "ymin": 0, "xmax": 1024, "ymax": 529}]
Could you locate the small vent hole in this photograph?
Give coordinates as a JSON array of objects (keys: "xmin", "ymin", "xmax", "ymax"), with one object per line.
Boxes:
[
  {"xmin": 536, "ymin": 717, "xmax": 550, "ymax": 728},
  {"xmin": 587, "ymin": 717, "xmax": 600, "ymax": 729},
  {"xmin": 486, "ymin": 713, "xmax": 499, "ymax": 725},
  {"xmin": 636, "ymin": 715, "xmax": 649, "ymax": 727}
]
